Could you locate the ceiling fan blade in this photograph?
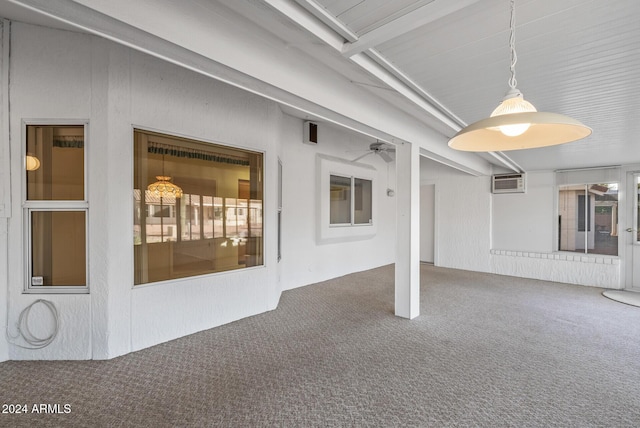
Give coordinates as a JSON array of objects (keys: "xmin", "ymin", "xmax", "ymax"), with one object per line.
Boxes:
[
  {"xmin": 378, "ymin": 151, "xmax": 393, "ymax": 163},
  {"xmin": 352, "ymin": 152, "xmax": 373, "ymax": 162}
]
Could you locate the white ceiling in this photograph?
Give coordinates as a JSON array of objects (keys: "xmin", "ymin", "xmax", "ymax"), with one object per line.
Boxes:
[
  {"xmin": 2, "ymin": 0, "xmax": 639, "ymax": 172},
  {"xmin": 281, "ymin": 0, "xmax": 640, "ymax": 171}
]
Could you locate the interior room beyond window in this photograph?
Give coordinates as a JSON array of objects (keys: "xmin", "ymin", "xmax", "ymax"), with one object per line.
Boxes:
[
  {"xmin": 25, "ymin": 124, "xmax": 87, "ymax": 290},
  {"xmin": 133, "ymin": 129, "xmax": 264, "ymax": 285}
]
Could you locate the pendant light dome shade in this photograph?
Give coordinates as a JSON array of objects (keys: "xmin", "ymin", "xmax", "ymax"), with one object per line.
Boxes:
[
  {"xmin": 448, "ymin": 112, "xmax": 592, "ymax": 151},
  {"xmin": 448, "ymin": 0, "xmax": 591, "ymax": 152}
]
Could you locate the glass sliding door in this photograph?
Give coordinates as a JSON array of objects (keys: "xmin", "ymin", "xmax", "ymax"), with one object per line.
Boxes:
[{"xmin": 558, "ymin": 183, "xmax": 618, "ymax": 255}]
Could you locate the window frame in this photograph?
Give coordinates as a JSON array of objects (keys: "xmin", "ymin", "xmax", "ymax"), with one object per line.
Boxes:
[
  {"xmin": 635, "ymin": 174, "xmax": 640, "ymax": 244},
  {"xmin": 132, "ymin": 127, "xmax": 265, "ymax": 286},
  {"xmin": 277, "ymin": 158, "xmax": 282, "ymax": 262},
  {"xmin": 329, "ymin": 174, "xmax": 353, "ymax": 226},
  {"xmin": 557, "ymin": 181, "xmax": 619, "ymax": 256},
  {"xmin": 577, "ymin": 194, "xmax": 591, "ymax": 232},
  {"xmin": 22, "ymin": 120, "xmax": 89, "ymax": 294},
  {"xmin": 329, "ymin": 174, "xmax": 373, "ymax": 227},
  {"xmin": 318, "ymin": 154, "xmax": 377, "ymax": 244}
]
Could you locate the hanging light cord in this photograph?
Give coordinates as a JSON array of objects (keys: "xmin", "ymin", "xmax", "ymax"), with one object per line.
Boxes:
[
  {"xmin": 6, "ymin": 299, "xmax": 60, "ymax": 349},
  {"xmin": 508, "ymin": 0, "xmax": 518, "ymax": 90}
]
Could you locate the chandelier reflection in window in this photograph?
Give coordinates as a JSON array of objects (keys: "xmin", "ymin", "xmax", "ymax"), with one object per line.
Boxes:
[{"xmin": 147, "ymin": 153, "xmax": 183, "ymax": 200}]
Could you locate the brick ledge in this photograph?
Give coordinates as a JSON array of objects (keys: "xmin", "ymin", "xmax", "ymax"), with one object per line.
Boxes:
[{"xmin": 490, "ymin": 249, "xmax": 619, "ymax": 265}]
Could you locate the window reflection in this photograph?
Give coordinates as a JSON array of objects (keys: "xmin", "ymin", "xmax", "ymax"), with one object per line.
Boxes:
[
  {"xmin": 26, "ymin": 125, "xmax": 87, "ymax": 290},
  {"xmin": 558, "ymin": 183, "xmax": 618, "ymax": 256},
  {"xmin": 31, "ymin": 211, "xmax": 86, "ymax": 286},
  {"xmin": 354, "ymin": 178, "xmax": 372, "ymax": 224},
  {"xmin": 27, "ymin": 125, "xmax": 85, "ymax": 200},
  {"xmin": 330, "ymin": 175, "xmax": 351, "ymax": 225},
  {"xmin": 133, "ymin": 130, "xmax": 263, "ymax": 285},
  {"xmin": 637, "ymin": 177, "xmax": 640, "ymax": 242},
  {"xmin": 330, "ymin": 174, "xmax": 372, "ymax": 226}
]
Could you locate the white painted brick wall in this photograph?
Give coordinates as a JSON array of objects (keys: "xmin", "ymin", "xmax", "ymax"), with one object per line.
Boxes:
[{"xmin": 490, "ymin": 249, "xmax": 621, "ymax": 289}]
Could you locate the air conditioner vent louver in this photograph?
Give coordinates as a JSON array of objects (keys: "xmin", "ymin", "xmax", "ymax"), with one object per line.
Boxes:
[{"xmin": 492, "ymin": 173, "xmax": 526, "ymax": 193}]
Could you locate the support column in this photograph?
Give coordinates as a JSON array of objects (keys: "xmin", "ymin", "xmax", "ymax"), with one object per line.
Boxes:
[{"xmin": 395, "ymin": 141, "xmax": 420, "ymax": 319}]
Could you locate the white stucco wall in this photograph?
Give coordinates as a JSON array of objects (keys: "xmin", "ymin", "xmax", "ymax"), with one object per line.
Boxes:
[
  {"xmin": 492, "ymin": 171, "xmax": 555, "ymax": 253},
  {"xmin": 490, "ymin": 171, "xmax": 621, "ymax": 288},
  {"xmin": 126, "ymin": 41, "xmax": 282, "ymax": 353},
  {"xmin": 0, "ymin": 218, "xmax": 8, "ymax": 362},
  {"xmin": 1, "ymin": 22, "xmax": 399, "ymax": 361},
  {"xmin": 420, "ymin": 184, "xmax": 435, "ymax": 263},
  {"xmin": 4, "ymin": 23, "xmax": 286, "ymax": 360},
  {"xmin": 420, "ymin": 157, "xmax": 492, "ymax": 273},
  {"xmin": 421, "ymin": 158, "xmax": 621, "ymax": 288},
  {"xmin": 6, "ymin": 24, "xmax": 94, "ymax": 360},
  {"xmin": 279, "ymin": 116, "xmax": 397, "ymax": 290}
]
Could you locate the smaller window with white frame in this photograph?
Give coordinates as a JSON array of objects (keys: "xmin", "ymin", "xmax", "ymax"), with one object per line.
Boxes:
[
  {"xmin": 318, "ymin": 154, "xmax": 377, "ymax": 244},
  {"xmin": 330, "ymin": 175, "xmax": 372, "ymax": 226},
  {"xmin": 24, "ymin": 123, "xmax": 88, "ymax": 293}
]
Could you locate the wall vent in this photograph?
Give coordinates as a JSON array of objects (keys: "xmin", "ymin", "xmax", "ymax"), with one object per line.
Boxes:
[
  {"xmin": 492, "ymin": 173, "xmax": 526, "ymax": 194},
  {"xmin": 303, "ymin": 121, "xmax": 318, "ymax": 145}
]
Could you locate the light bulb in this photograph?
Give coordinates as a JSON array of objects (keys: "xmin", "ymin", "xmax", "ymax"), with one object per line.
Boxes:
[{"xmin": 490, "ymin": 90, "xmax": 537, "ymax": 137}]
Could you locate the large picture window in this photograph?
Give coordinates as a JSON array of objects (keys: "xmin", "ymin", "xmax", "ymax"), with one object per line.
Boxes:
[
  {"xmin": 133, "ymin": 129, "xmax": 263, "ymax": 285},
  {"xmin": 558, "ymin": 183, "xmax": 618, "ymax": 255},
  {"xmin": 25, "ymin": 124, "xmax": 88, "ymax": 292}
]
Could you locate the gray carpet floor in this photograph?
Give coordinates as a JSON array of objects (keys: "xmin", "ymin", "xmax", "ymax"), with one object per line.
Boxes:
[{"xmin": 1, "ymin": 264, "xmax": 639, "ymax": 427}]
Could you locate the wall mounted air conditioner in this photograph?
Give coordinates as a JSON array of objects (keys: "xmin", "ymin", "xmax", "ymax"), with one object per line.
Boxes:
[{"xmin": 492, "ymin": 173, "xmax": 526, "ymax": 194}]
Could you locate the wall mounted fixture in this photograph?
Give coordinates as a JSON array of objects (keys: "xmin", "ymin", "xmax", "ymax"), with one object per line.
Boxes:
[{"xmin": 448, "ymin": 0, "xmax": 591, "ymax": 151}]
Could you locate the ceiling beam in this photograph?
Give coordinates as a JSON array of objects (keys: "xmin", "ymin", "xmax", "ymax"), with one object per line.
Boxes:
[
  {"xmin": 349, "ymin": 52, "xmax": 462, "ymax": 131},
  {"xmin": 342, "ymin": 0, "xmax": 480, "ymax": 57},
  {"xmin": 7, "ymin": 0, "xmax": 491, "ymax": 175},
  {"xmin": 2, "ymin": 0, "xmax": 396, "ymax": 141},
  {"xmin": 265, "ymin": 0, "xmax": 344, "ymax": 50},
  {"xmin": 366, "ymin": 48, "xmax": 465, "ymax": 129},
  {"xmin": 265, "ymin": 0, "xmax": 463, "ymax": 132},
  {"xmin": 419, "ymin": 148, "xmax": 484, "ymax": 177},
  {"xmin": 292, "ymin": 0, "xmax": 358, "ymax": 42},
  {"xmin": 486, "ymin": 151, "xmax": 525, "ymax": 173}
]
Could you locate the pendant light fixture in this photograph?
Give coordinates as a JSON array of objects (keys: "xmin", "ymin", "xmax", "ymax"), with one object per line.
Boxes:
[
  {"xmin": 148, "ymin": 175, "xmax": 183, "ymax": 199},
  {"xmin": 448, "ymin": 0, "xmax": 591, "ymax": 151},
  {"xmin": 147, "ymin": 153, "xmax": 183, "ymax": 199}
]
